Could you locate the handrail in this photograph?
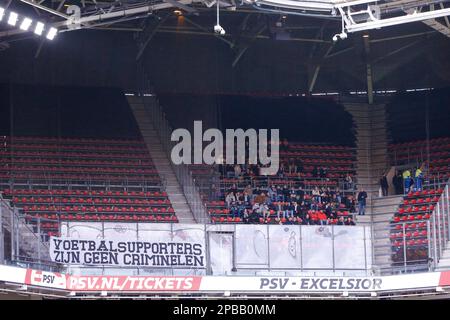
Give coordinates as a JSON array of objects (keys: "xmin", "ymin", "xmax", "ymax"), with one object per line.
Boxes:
[
  {"xmin": 0, "ymin": 194, "xmax": 54, "ymax": 269},
  {"xmin": 137, "ymin": 76, "xmax": 209, "ymax": 224},
  {"xmin": 428, "ymin": 178, "xmax": 450, "ymax": 270}
]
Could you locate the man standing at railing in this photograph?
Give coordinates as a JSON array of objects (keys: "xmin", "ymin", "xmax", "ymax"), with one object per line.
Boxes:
[{"xmin": 357, "ymin": 188, "xmax": 367, "ymax": 216}]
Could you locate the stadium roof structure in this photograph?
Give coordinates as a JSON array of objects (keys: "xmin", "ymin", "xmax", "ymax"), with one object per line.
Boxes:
[
  {"xmin": 4, "ymin": 0, "xmax": 449, "ymax": 39},
  {"xmin": 0, "ymin": 0, "xmax": 449, "ymax": 93}
]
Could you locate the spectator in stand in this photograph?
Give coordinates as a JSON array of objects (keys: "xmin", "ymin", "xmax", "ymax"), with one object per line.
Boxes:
[
  {"xmin": 243, "ymin": 209, "xmax": 251, "ymax": 224},
  {"xmin": 415, "ymin": 167, "xmax": 423, "ymax": 192},
  {"xmin": 234, "ymin": 164, "xmax": 242, "ymax": 178},
  {"xmin": 296, "ymin": 186, "xmax": 305, "ymax": 203},
  {"xmin": 403, "ymin": 169, "xmax": 412, "ymax": 193},
  {"xmin": 335, "ymin": 188, "xmax": 342, "ymax": 204},
  {"xmin": 276, "ymin": 201, "xmax": 285, "ymax": 219},
  {"xmin": 277, "ymin": 162, "xmax": 286, "ymax": 177},
  {"xmin": 318, "ymin": 211, "xmax": 328, "ymax": 225},
  {"xmin": 297, "ymin": 160, "xmax": 304, "ymax": 173},
  {"xmin": 260, "ymin": 203, "xmax": 270, "ymax": 220},
  {"xmin": 242, "ymin": 191, "xmax": 251, "ymax": 204},
  {"xmin": 312, "ymin": 187, "xmax": 321, "ymax": 203},
  {"xmin": 286, "ymin": 201, "xmax": 295, "ymax": 218},
  {"xmin": 345, "ymin": 217, "xmax": 356, "ymax": 226},
  {"xmin": 244, "ymin": 184, "xmax": 253, "ymax": 199},
  {"xmin": 302, "ymin": 213, "xmax": 312, "ymax": 225},
  {"xmin": 288, "ymin": 159, "xmax": 297, "ymax": 174},
  {"xmin": 312, "ymin": 166, "xmax": 319, "ymax": 178},
  {"xmin": 320, "ymin": 166, "xmax": 328, "ymax": 179},
  {"xmin": 337, "ymin": 217, "xmax": 345, "ymax": 225},
  {"xmin": 357, "ymin": 188, "xmax": 367, "ymax": 216},
  {"xmin": 225, "ymin": 192, "xmax": 236, "ymax": 207},
  {"xmin": 380, "ymin": 174, "xmax": 389, "ymax": 197},
  {"xmin": 228, "ymin": 184, "xmax": 238, "ymax": 195},
  {"xmin": 281, "ymin": 138, "xmax": 289, "ymax": 152},
  {"xmin": 392, "ymin": 170, "xmax": 403, "ymax": 195},
  {"xmin": 229, "ymin": 202, "xmax": 239, "ymax": 218},
  {"xmin": 267, "ymin": 185, "xmax": 277, "ymax": 204},
  {"xmin": 293, "ymin": 201, "xmax": 300, "ymax": 217},
  {"xmin": 254, "ymin": 192, "xmax": 267, "ymax": 205},
  {"xmin": 345, "ymin": 173, "xmax": 354, "ymax": 190}
]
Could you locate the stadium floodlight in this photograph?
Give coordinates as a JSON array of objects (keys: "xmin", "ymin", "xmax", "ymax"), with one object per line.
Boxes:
[
  {"xmin": 0, "ymin": 7, "xmax": 5, "ymax": 22},
  {"xmin": 46, "ymin": 27, "xmax": 58, "ymax": 40},
  {"xmin": 7, "ymin": 12, "xmax": 18, "ymax": 26},
  {"xmin": 34, "ymin": 22, "xmax": 45, "ymax": 36},
  {"xmin": 19, "ymin": 17, "xmax": 33, "ymax": 31}
]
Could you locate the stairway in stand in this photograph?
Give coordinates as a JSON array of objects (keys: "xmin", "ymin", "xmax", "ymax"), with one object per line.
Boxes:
[
  {"xmin": 344, "ymin": 102, "xmax": 390, "ymax": 214},
  {"xmin": 128, "ymin": 96, "xmax": 196, "ymax": 224},
  {"xmin": 370, "ymin": 195, "xmax": 404, "ymax": 274},
  {"xmin": 435, "ymin": 243, "xmax": 450, "ymax": 271}
]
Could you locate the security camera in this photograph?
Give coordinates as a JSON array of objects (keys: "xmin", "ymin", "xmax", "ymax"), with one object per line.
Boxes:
[
  {"xmin": 214, "ymin": 24, "xmax": 226, "ymax": 35},
  {"xmin": 332, "ymin": 32, "xmax": 347, "ymax": 42}
]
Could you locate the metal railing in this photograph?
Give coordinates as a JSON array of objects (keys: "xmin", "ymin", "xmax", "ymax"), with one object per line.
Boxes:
[
  {"xmin": 0, "ymin": 195, "xmax": 59, "ymax": 271},
  {"xmin": 60, "ymin": 222, "xmax": 372, "ymax": 277},
  {"xmin": 429, "ymin": 179, "xmax": 450, "ymax": 269},
  {"xmin": 377, "ymin": 179, "xmax": 450, "ymax": 274},
  {"xmin": 137, "ymin": 75, "xmax": 208, "ymax": 223}
]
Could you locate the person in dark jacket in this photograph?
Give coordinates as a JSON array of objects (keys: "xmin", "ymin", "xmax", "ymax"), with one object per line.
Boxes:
[
  {"xmin": 357, "ymin": 188, "xmax": 368, "ymax": 216},
  {"xmin": 380, "ymin": 174, "xmax": 389, "ymax": 197},
  {"xmin": 392, "ymin": 171, "xmax": 402, "ymax": 195},
  {"xmin": 345, "ymin": 217, "xmax": 356, "ymax": 226}
]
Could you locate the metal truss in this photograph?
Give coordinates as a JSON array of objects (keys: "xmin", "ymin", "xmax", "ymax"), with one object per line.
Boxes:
[
  {"xmin": 334, "ymin": 0, "xmax": 450, "ymax": 39},
  {"xmin": 12, "ymin": 0, "xmax": 450, "ymax": 40}
]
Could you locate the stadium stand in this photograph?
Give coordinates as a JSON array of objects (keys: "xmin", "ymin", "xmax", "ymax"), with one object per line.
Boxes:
[
  {"xmin": 390, "ymin": 188, "xmax": 444, "ymax": 265},
  {"xmin": 190, "ymin": 142, "xmax": 358, "ymax": 225},
  {"xmin": 0, "ymin": 136, "xmax": 178, "ymax": 238},
  {"xmin": 389, "ymin": 137, "xmax": 450, "ymax": 183},
  {"xmin": 387, "ymin": 137, "xmax": 450, "ymax": 266}
]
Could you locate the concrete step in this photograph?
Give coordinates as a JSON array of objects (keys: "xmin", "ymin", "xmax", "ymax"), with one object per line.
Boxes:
[{"xmin": 129, "ymin": 95, "xmax": 197, "ymax": 223}]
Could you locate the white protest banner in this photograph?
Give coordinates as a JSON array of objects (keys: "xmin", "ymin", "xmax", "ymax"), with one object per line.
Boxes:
[{"xmin": 49, "ymin": 236, "xmax": 206, "ymax": 268}]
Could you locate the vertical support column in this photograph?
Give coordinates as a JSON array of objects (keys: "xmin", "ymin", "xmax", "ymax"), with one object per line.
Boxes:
[
  {"xmin": 37, "ymin": 217, "xmax": 41, "ymax": 264},
  {"xmin": 267, "ymin": 224, "xmax": 271, "ymax": 272},
  {"xmin": 432, "ymin": 212, "xmax": 438, "ymax": 267},
  {"xmin": 363, "ymin": 34, "xmax": 374, "ymax": 105},
  {"xmin": 10, "ymin": 209, "xmax": 14, "ymax": 263},
  {"xmin": 15, "ymin": 211, "xmax": 19, "ymax": 263},
  {"xmin": 299, "ymin": 225, "xmax": 303, "ymax": 272},
  {"xmin": 437, "ymin": 203, "xmax": 442, "ymax": 259},
  {"xmin": 442, "ymin": 196, "xmax": 447, "ymax": 245},
  {"xmin": 402, "ymin": 222, "xmax": 407, "ymax": 272},
  {"xmin": 363, "ymin": 226, "xmax": 368, "ymax": 274},
  {"xmin": 0, "ymin": 203, "xmax": 4, "ymax": 264},
  {"xmin": 332, "ymin": 224, "xmax": 336, "ymax": 273},
  {"xmin": 446, "ymin": 185, "xmax": 450, "ymax": 241},
  {"xmin": 427, "ymin": 220, "xmax": 432, "ymax": 271}
]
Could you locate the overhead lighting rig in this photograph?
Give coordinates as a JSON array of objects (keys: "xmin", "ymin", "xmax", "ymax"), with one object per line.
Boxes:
[{"xmin": 0, "ymin": 6, "xmax": 58, "ymax": 40}]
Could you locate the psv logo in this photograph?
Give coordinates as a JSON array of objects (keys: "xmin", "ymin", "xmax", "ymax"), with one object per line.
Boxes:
[{"xmin": 25, "ymin": 269, "xmax": 67, "ymax": 289}]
